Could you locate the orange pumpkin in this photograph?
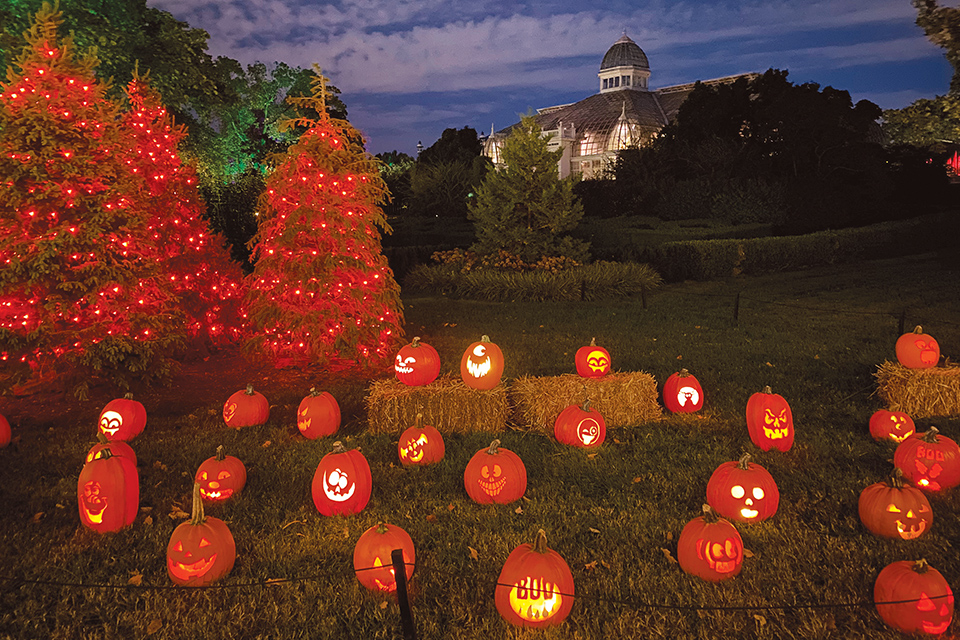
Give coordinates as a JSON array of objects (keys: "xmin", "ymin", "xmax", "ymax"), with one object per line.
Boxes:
[
  {"xmin": 0, "ymin": 413, "xmax": 11, "ymax": 448},
  {"xmin": 495, "ymin": 529, "xmax": 575, "ymax": 628},
  {"xmin": 869, "ymin": 409, "xmax": 916, "ymax": 444},
  {"xmin": 553, "ymin": 400, "xmax": 606, "ymax": 448},
  {"xmin": 353, "ymin": 522, "xmax": 416, "ymax": 593},
  {"xmin": 896, "ymin": 325, "xmax": 940, "ymax": 369},
  {"xmin": 195, "ymin": 445, "xmax": 247, "ymax": 503},
  {"xmin": 460, "ymin": 335, "xmax": 504, "ymax": 390},
  {"xmin": 98, "ymin": 393, "xmax": 146, "ymax": 442},
  {"xmin": 311, "ymin": 441, "xmax": 372, "ymax": 516},
  {"xmin": 875, "ymin": 559, "xmax": 954, "ymax": 635},
  {"xmin": 858, "ymin": 469, "xmax": 932, "ymax": 540},
  {"xmin": 77, "ymin": 447, "xmax": 138, "ymax": 533},
  {"xmin": 677, "ymin": 505, "xmax": 743, "ymax": 582},
  {"xmin": 167, "ymin": 483, "xmax": 236, "ymax": 586},
  {"xmin": 86, "ymin": 432, "xmax": 137, "ymax": 467},
  {"xmin": 574, "ymin": 337, "xmax": 610, "ymax": 378},
  {"xmin": 398, "ymin": 413, "xmax": 445, "ymax": 466},
  {"xmin": 223, "ymin": 384, "xmax": 269, "ymax": 428},
  {"xmin": 745, "ymin": 386, "xmax": 794, "ymax": 452},
  {"xmin": 894, "ymin": 427, "xmax": 960, "ymax": 492},
  {"xmin": 297, "ymin": 387, "xmax": 340, "ymax": 439},
  {"xmin": 394, "ymin": 336, "xmax": 441, "ymax": 386},
  {"xmin": 463, "ymin": 439, "xmax": 526, "ymax": 504}
]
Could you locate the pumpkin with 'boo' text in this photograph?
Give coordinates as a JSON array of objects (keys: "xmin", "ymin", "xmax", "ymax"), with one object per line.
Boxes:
[
  {"xmin": 894, "ymin": 427, "xmax": 960, "ymax": 492},
  {"xmin": 495, "ymin": 529, "xmax": 575, "ymax": 628}
]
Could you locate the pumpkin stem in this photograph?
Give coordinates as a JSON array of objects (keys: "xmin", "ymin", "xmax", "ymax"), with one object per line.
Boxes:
[
  {"xmin": 582, "ymin": 398, "xmax": 592, "ymax": 412},
  {"xmin": 332, "ymin": 441, "xmax": 347, "ymax": 454},
  {"xmin": 678, "ymin": 368, "xmax": 690, "ymax": 377},
  {"xmin": 96, "ymin": 432, "xmax": 109, "ymax": 445},
  {"xmin": 190, "ymin": 482, "xmax": 206, "ymax": 525},
  {"xmin": 533, "ymin": 529, "xmax": 549, "ymax": 554},
  {"xmin": 920, "ymin": 427, "xmax": 940, "ymax": 444},
  {"xmin": 415, "ymin": 413, "xmax": 423, "ymax": 429},
  {"xmin": 215, "ymin": 445, "xmax": 226, "ymax": 461},
  {"xmin": 912, "ymin": 325, "xmax": 924, "ymax": 335},
  {"xmin": 245, "ymin": 383, "xmax": 255, "ymax": 395},
  {"xmin": 97, "ymin": 447, "xmax": 114, "ymax": 461},
  {"xmin": 737, "ymin": 453, "xmax": 752, "ymax": 470},
  {"xmin": 123, "ymin": 392, "xmax": 134, "ymax": 400},
  {"xmin": 589, "ymin": 337, "xmax": 596, "ymax": 346},
  {"xmin": 480, "ymin": 335, "xmax": 490, "ymax": 342},
  {"xmin": 411, "ymin": 336, "xmax": 421, "ymax": 347},
  {"xmin": 889, "ymin": 467, "xmax": 905, "ymax": 489},
  {"xmin": 309, "ymin": 386, "xmax": 320, "ymax": 397},
  {"xmin": 701, "ymin": 504, "xmax": 720, "ymax": 523},
  {"xmin": 762, "ymin": 385, "xmax": 773, "ymax": 394},
  {"xmin": 913, "ymin": 558, "xmax": 931, "ymax": 574},
  {"xmin": 376, "ymin": 521, "xmax": 390, "ymax": 534},
  {"xmin": 487, "ymin": 439, "xmax": 501, "ymax": 455}
]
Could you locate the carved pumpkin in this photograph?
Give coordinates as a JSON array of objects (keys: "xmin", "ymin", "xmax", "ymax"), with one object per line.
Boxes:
[
  {"xmin": 398, "ymin": 413, "xmax": 445, "ymax": 466},
  {"xmin": 894, "ymin": 427, "xmax": 960, "ymax": 492},
  {"xmin": 875, "ymin": 559, "xmax": 954, "ymax": 635},
  {"xmin": 705, "ymin": 453, "xmax": 779, "ymax": 523},
  {"xmin": 463, "ymin": 439, "xmax": 526, "ymax": 504},
  {"xmin": 495, "ymin": 529, "xmax": 575, "ymax": 628},
  {"xmin": 663, "ymin": 369, "xmax": 704, "ymax": 413},
  {"xmin": 859, "ymin": 469, "xmax": 932, "ymax": 540},
  {"xmin": 677, "ymin": 505, "xmax": 743, "ymax": 582},
  {"xmin": 223, "ymin": 384, "xmax": 269, "ymax": 428},
  {"xmin": 745, "ymin": 386, "xmax": 794, "ymax": 452},
  {"xmin": 353, "ymin": 522, "xmax": 416, "ymax": 593},
  {"xmin": 297, "ymin": 387, "xmax": 340, "ymax": 439},
  {"xmin": 311, "ymin": 441, "xmax": 372, "ymax": 516},
  {"xmin": 870, "ymin": 409, "xmax": 916, "ymax": 444},
  {"xmin": 77, "ymin": 447, "xmax": 138, "ymax": 533},
  {"xmin": 86, "ymin": 432, "xmax": 137, "ymax": 467},
  {"xmin": 98, "ymin": 393, "xmax": 146, "ymax": 442},
  {"xmin": 196, "ymin": 445, "xmax": 247, "ymax": 503},
  {"xmin": 167, "ymin": 483, "xmax": 236, "ymax": 587},
  {"xmin": 394, "ymin": 336, "xmax": 441, "ymax": 386},
  {"xmin": 896, "ymin": 325, "xmax": 940, "ymax": 369},
  {"xmin": 0, "ymin": 413, "xmax": 10, "ymax": 448},
  {"xmin": 460, "ymin": 335, "xmax": 504, "ymax": 390},
  {"xmin": 575, "ymin": 337, "xmax": 610, "ymax": 378},
  {"xmin": 553, "ymin": 400, "xmax": 606, "ymax": 448}
]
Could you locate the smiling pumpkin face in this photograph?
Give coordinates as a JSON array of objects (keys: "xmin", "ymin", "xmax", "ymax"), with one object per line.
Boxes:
[
  {"xmin": 167, "ymin": 484, "xmax": 236, "ymax": 586},
  {"xmin": 397, "ymin": 416, "xmax": 445, "ymax": 466},
  {"xmin": 463, "ymin": 440, "xmax": 527, "ymax": 504},
  {"xmin": 677, "ymin": 505, "xmax": 743, "ymax": 582},
  {"xmin": 859, "ymin": 471, "xmax": 933, "ymax": 541},
  {"xmin": 97, "ymin": 394, "xmax": 146, "ymax": 442},
  {"xmin": 311, "ymin": 442, "xmax": 372, "ymax": 516},
  {"xmin": 459, "ymin": 336, "xmax": 504, "ymax": 390},
  {"xmin": 706, "ymin": 454, "xmax": 780, "ymax": 524},
  {"xmin": 195, "ymin": 446, "xmax": 246, "ymax": 504}
]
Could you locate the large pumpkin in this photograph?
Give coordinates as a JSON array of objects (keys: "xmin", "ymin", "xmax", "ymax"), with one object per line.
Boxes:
[
  {"xmin": 896, "ymin": 325, "xmax": 940, "ymax": 369},
  {"xmin": 677, "ymin": 505, "xmax": 743, "ymax": 582},
  {"xmin": 875, "ymin": 559, "xmax": 954, "ymax": 635},
  {"xmin": 0, "ymin": 413, "xmax": 10, "ymax": 448},
  {"xmin": 858, "ymin": 469, "xmax": 932, "ymax": 540},
  {"xmin": 463, "ymin": 439, "xmax": 526, "ymax": 504},
  {"xmin": 394, "ymin": 336, "xmax": 441, "ymax": 386},
  {"xmin": 869, "ymin": 409, "xmax": 916, "ymax": 444},
  {"xmin": 705, "ymin": 453, "xmax": 779, "ymax": 523},
  {"xmin": 311, "ymin": 441, "xmax": 372, "ymax": 516},
  {"xmin": 745, "ymin": 386, "xmax": 794, "ymax": 452},
  {"xmin": 223, "ymin": 384, "xmax": 269, "ymax": 428},
  {"xmin": 86, "ymin": 432, "xmax": 137, "ymax": 468},
  {"xmin": 663, "ymin": 368, "xmax": 704, "ymax": 414},
  {"xmin": 894, "ymin": 427, "xmax": 960, "ymax": 492},
  {"xmin": 195, "ymin": 445, "xmax": 247, "ymax": 504},
  {"xmin": 553, "ymin": 400, "xmax": 606, "ymax": 448},
  {"xmin": 398, "ymin": 413, "xmax": 445, "ymax": 466},
  {"xmin": 575, "ymin": 337, "xmax": 611, "ymax": 378},
  {"xmin": 353, "ymin": 522, "xmax": 416, "ymax": 593},
  {"xmin": 495, "ymin": 529, "xmax": 575, "ymax": 628},
  {"xmin": 297, "ymin": 387, "xmax": 340, "ymax": 439},
  {"xmin": 460, "ymin": 335, "xmax": 504, "ymax": 390},
  {"xmin": 77, "ymin": 447, "xmax": 139, "ymax": 533},
  {"xmin": 167, "ymin": 483, "xmax": 236, "ymax": 587},
  {"xmin": 98, "ymin": 393, "xmax": 146, "ymax": 442}
]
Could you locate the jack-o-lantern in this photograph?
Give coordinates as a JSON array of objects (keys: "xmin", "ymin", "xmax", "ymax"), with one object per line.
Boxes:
[
  {"xmin": 223, "ymin": 384, "xmax": 269, "ymax": 428},
  {"xmin": 86, "ymin": 432, "xmax": 137, "ymax": 467},
  {"xmin": 896, "ymin": 325, "xmax": 941, "ymax": 369},
  {"xmin": 495, "ymin": 529, "xmax": 575, "ymax": 628},
  {"xmin": 705, "ymin": 453, "xmax": 779, "ymax": 523},
  {"xmin": 98, "ymin": 393, "xmax": 146, "ymax": 442},
  {"xmin": 311, "ymin": 441, "xmax": 372, "ymax": 516},
  {"xmin": 394, "ymin": 337, "xmax": 441, "ymax": 386},
  {"xmin": 0, "ymin": 413, "xmax": 10, "ymax": 448},
  {"xmin": 463, "ymin": 439, "xmax": 526, "ymax": 504},
  {"xmin": 745, "ymin": 386, "xmax": 794, "ymax": 452},
  {"xmin": 77, "ymin": 447, "xmax": 139, "ymax": 533},
  {"xmin": 663, "ymin": 369, "xmax": 704, "ymax": 413},
  {"xmin": 167, "ymin": 483, "xmax": 236, "ymax": 587},
  {"xmin": 575, "ymin": 338, "xmax": 611, "ymax": 378},
  {"xmin": 677, "ymin": 505, "xmax": 743, "ymax": 582},
  {"xmin": 859, "ymin": 469, "xmax": 932, "ymax": 540},
  {"xmin": 875, "ymin": 559, "xmax": 954, "ymax": 635},
  {"xmin": 195, "ymin": 445, "xmax": 246, "ymax": 503},
  {"xmin": 460, "ymin": 335, "xmax": 505, "ymax": 390},
  {"xmin": 553, "ymin": 400, "xmax": 606, "ymax": 448},
  {"xmin": 353, "ymin": 522, "xmax": 416, "ymax": 593},
  {"xmin": 297, "ymin": 387, "xmax": 340, "ymax": 439},
  {"xmin": 894, "ymin": 427, "xmax": 960, "ymax": 492},
  {"xmin": 870, "ymin": 409, "xmax": 916, "ymax": 444},
  {"xmin": 398, "ymin": 413, "xmax": 445, "ymax": 466}
]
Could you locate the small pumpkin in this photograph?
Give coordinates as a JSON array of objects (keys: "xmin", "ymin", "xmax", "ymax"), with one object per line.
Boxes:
[
  {"xmin": 553, "ymin": 400, "xmax": 606, "ymax": 448},
  {"xmin": 894, "ymin": 427, "xmax": 960, "ymax": 492},
  {"xmin": 859, "ymin": 469, "xmax": 932, "ymax": 540},
  {"xmin": 223, "ymin": 383, "xmax": 269, "ymax": 428},
  {"xmin": 167, "ymin": 483, "xmax": 236, "ymax": 586},
  {"xmin": 875, "ymin": 559, "xmax": 954, "ymax": 635},
  {"xmin": 86, "ymin": 432, "xmax": 137, "ymax": 467},
  {"xmin": 896, "ymin": 325, "xmax": 940, "ymax": 369},
  {"xmin": 677, "ymin": 504, "xmax": 743, "ymax": 582},
  {"xmin": 0, "ymin": 413, "xmax": 10, "ymax": 448},
  {"xmin": 353, "ymin": 522, "xmax": 416, "ymax": 593},
  {"xmin": 495, "ymin": 529, "xmax": 575, "ymax": 628},
  {"xmin": 297, "ymin": 387, "xmax": 340, "ymax": 439},
  {"xmin": 195, "ymin": 445, "xmax": 247, "ymax": 503},
  {"xmin": 398, "ymin": 413, "xmax": 445, "ymax": 466},
  {"xmin": 745, "ymin": 386, "xmax": 794, "ymax": 452},
  {"xmin": 869, "ymin": 409, "xmax": 916, "ymax": 444},
  {"xmin": 460, "ymin": 335, "xmax": 505, "ymax": 390},
  {"xmin": 463, "ymin": 439, "xmax": 526, "ymax": 504},
  {"xmin": 394, "ymin": 336, "xmax": 441, "ymax": 386},
  {"xmin": 77, "ymin": 447, "xmax": 139, "ymax": 533},
  {"xmin": 575, "ymin": 337, "xmax": 610, "ymax": 378},
  {"xmin": 705, "ymin": 453, "xmax": 779, "ymax": 523},
  {"xmin": 663, "ymin": 369, "xmax": 704, "ymax": 413},
  {"xmin": 98, "ymin": 393, "xmax": 146, "ymax": 442},
  {"xmin": 311, "ymin": 441, "xmax": 372, "ymax": 516}
]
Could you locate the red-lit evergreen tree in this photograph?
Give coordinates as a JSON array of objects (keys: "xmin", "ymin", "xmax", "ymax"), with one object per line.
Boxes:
[
  {"xmin": 245, "ymin": 70, "xmax": 404, "ymax": 371},
  {"xmin": 0, "ymin": 4, "xmax": 182, "ymax": 394}
]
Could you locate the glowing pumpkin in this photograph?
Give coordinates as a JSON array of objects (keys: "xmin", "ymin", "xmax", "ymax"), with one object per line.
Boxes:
[
  {"xmin": 463, "ymin": 439, "xmax": 526, "ymax": 504},
  {"xmin": 97, "ymin": 393, "xmax": 146, "ymax": 442},
  {"xmin": 663, "ymin": 368, "xmax": 704, "ymax": 413},
  {"xmin": 875, "ymin": 559, "xmax": 954, "ymax": 635},
  {"xmin": 575, "ymin": 337, "xmax": 610, "ymax": 378},
  {"xmin": 86, "ymin": 432, "xmax": 137, "ymax": 467},
  {"xmin": 77, "ymin": 447, "xmax": 139, "ymax": 533},
  {"xmin": 297, "ymin": 387, "xmax": 340, "ymax": 439},
  {"xmin": 745, "ymin": 386, "xmax": 794, "ymax": 452},
  {"xmin": 167, "ymin": 483, "xmax": 236, "ymax": 587},
  {"xmin": 311, "ymin": 441, "xmax": 372, "ymax": 516},
  {"xmin": 859, "ymin": 469, "xmax": 932, "ymax": 541},
  {"xmin": 195, "ymin": 445, "xmax": 246, "ymax": 503},
  {"xmin": 896, "ymin": 325, "xmax": 940, "ymax": 369},
  {"xmin": 894, "ymin": 427, "xmax": 960, "ymax": 492},
  {"xmin": 705, "ymin": 453, "xmax": 779, "ymax": 523},
  {"xmin": 495, "ymin": 529, "xmax": 575, "ymax": 628},
  {"xmin": 0, "ymin": 413, "xmax": 10, "ymax": 448},
  {"xmin": 553, "ymin": 400, "xmax": 606, "ymax": 448},
  {"xmin": 398, "ymin": 413, "xmax": 445, "ymax": 466},
  {"xmin": 869, "ymin": 409, "xmax": 916, "ymax": 444},
  {"xmin": 353, "ymin": 522, "xmax": 416, "ymax": 593},
  {"xmin": 460, "ymin": 335, "xmax": 504, "ymax": 390},
  {"xmin": 677, "ymin": 505, "xmax": 743, "ymax": 582},
  {"xmin": 394, "ymin": 336, "xmax": 441, "ymax": 386},
  {"xmin": 223, "ymin": 384, "xmax": 269, "ymax": 428}
]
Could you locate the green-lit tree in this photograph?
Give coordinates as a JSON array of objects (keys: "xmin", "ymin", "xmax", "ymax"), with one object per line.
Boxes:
[{"xmin": 468, "ymin": 115, "xmax": 588, "ymax": 262}]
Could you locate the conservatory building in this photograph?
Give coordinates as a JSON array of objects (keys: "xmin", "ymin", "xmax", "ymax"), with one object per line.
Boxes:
[{"xmin": 483, "ymin": 34, "xmax": 758, "ymax": 178}]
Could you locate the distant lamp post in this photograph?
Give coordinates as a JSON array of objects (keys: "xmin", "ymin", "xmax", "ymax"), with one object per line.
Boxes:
[{"xmin": 416, "ymin": 141, "xmax": 423, "ymax": 158}]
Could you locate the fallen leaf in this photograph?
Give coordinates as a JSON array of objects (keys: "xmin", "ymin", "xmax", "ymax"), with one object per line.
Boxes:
[
  {"xmin": 601, "ymin": 560, "xmax": 610, "ymax": 569},
  {"xmin": 153, "ymin": 461, "xmax": 168, "ymax": 472},
  {"xmin": 660, "ymin": 548, "xmax": 677, "ymax": 564},
  {"xmin": 140, "ymin": 506, "xmax": 153, "ymax": 513},
  {"xmin": 168, "ymin": 507, "xmax": 189, "ymax": 520},
  {"xmin": 613, "ymin": 438, "xmax": 621, "ymax": 444},
  {"xmin": 824, "ymin": 614, "xmax": 836, "ymax": 630},
  {"xmin": 265, "ymin": 578, "xmax": 286, "ymax": 585},
  {"xmin": 31, "ymin": 512, "xmax": 44, "ymax": 523},
  {"xmin": 144, "ymin": 515, "xmax": 153, "ymax": 526},
  {"xmin": 261, "ymin": 440, "xmax": 271, "ymax": 448},
  {"xmin": 588, "ymin": 527, "xmax": 600, "ymax": 534},
  {"xmin": 743, "ymin": 548, "xmax": 754, "ymax": 558},
  {"xmin": 587, "ymin": 453, "xmax": 598, "ymax": 459},
  {"xmin": 514, "ymin": 505, "xmax": 523, "ymax": 514},
  {"xmin": 425, "ymin": 514, "xmax": 436, "ymax": 522},
  {"xmin": 128, "ymin": 572, "xmax": 143, "ymax": 586},
  {"xmin": 468, "ymin": 546, "xmax": 479, "ymax": 561},
  {"xmin": 632, "ymin": 477, "xmax": 642, "ymax": 483},
  {"xmin": 584, "ymin": 560, "xmax": 598, "ymax": 572},
  {"xmin": 146, "ymin": 619, "xmax": 162, "ymax": 636},
  {"xmin": 665, "ymin": 531, "xmax": 673, "ymax": 542},
  {"xmin": 765, "ymin": 362, "xmax": 774, "ymax": 367},
  {"xmin": 55, "ymin": 503, "xmax": 65, "ymax": 509},
  {"xmin": 677, "ymin": 355, "xmax": 683, "ymax": 359},
  {"xmin": 380, "ymin": 601, "xmax": 388, "ymax": 610},
  {"xmin": 447, "ymin": 504, "xmax": 456, "ymax": 511}
]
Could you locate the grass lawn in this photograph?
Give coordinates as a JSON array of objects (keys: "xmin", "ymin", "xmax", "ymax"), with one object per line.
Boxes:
[{"xmin": 1, "ymin": 252, "xmax": 960, "ymax": 639}]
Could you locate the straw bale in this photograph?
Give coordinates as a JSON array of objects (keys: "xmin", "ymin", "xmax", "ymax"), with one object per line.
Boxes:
[
  {"xmin": 875, "ymin": 360, "xmax": 960, "ymax": 418},
  {"xmin": 510, "ymin": 371, "xmax": 662, "ymax": 433},
  {"xmin": 366, "ymin": 374, "xmax": 509, "ymax": 433}
]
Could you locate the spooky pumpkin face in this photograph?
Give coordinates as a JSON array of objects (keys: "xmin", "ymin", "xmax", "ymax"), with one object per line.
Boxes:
[
  {"xmin": 745, "ymin": 386, "xmax": 794, "ymax": 452},
  {"xmin": 677, "ymin": 505, "xmax": 743, "ymax": 582},
  {"xmin": 463, "ymin": 440, "xmax": 527, "ymax": 504},
  {"xmin": 195, "ymin": 446, "xmax": 246, "ymax": 503},
  {"xmin": 394, "ymin": 337, "xmax": 441, "ymax": 386},
  {"xmin": 875, "ymin": 559, "xmax": 954, "ymax": 635},
  {"xmin": 397, "ymin": 414, "xmax": 445, "ymax": 466},
  {"xmin": 297, "ymin": 388, "xmax": 340, "ymax": 440},
  {"xmin": 894, "ymin": 427, "xmax": 960, "ymax": 492},
  {"xmin": 870, "ymin": 409, "xmax": 916, "ymax": 444},
  {"xmin": 77, "ymin": 448, "xmax": 139, "ymax": 533},
  {"xmin": 223, "ymin": 384, "xmax": 270, "ymax": 428},
  {"xmin": 495, "ymin": 530, "xmax": 575, "ymax": 628},
  {"xmin": 97, "ymin": 394, "xmax": 146, "ymax": 442},
  {"xmin": 575, "ymin": 338, "xmax": 611, "ymax": 378},
  {"xmin": 859, "ymin": 471, "xmax": 932, "ymax": 540},
  {"xmin": 553, "ymin": 401, "xmax": 606, "ymax": 448},
  {"xmin": 167, "ymin": 484, "xmax": 236, "ymax": 586},
  {"xmin": 460, "ymin": 335, "xmax": 505, "ymax": 390},
  {"xmin": 706, "ymin": 454, "xmax": 779, "ymax": 523},
  {"xmin": 353, "ymin": 523, "xmax": 416, "ymax": 593},
  {"xmin": 896, "ymin": 325, "xmax": 940, "ymax": 369},
  {"xmin": 663, "ymin": 369, "xmax": 704, "ymax": 414},
  {"xmin": 311, "ymin": 442, "xmax": 372, "ymax": 516}
]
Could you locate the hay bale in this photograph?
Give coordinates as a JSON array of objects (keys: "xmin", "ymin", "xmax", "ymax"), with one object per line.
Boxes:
[
  {"xmin": 510, "ymin": 372, "xmax": 662, "ymax": 433},
  {"xmin": 875, "ymin": 361, "xmax": 960, "ymax": 417},
  {"xmin": 366, "ymin": 374, "xmax": 509, "ymax": 433}
]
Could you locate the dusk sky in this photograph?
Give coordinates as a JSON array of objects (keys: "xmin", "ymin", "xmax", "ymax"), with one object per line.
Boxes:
[{"xmin": 147, "ymin": 0, "xmax": 954, "ymax": 157}]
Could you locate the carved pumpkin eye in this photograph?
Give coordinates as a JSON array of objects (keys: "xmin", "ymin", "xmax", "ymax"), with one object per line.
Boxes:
[
  {"xmin": 887, "ymin": 504, "xmax": 902, "ymax": 513},
  {"xmin": 752, "ymin": 488, "xmax": 765, "ymax": 500},
  {"xmin": 731, "ymin": 485, "xmax": 745, "ymax": 499},
  {"xmin": 199, "ymin": 537, "xmax": 212, "ymax": 548},
  {"xmin": 711, "ymin": 543, "xmax": 723, "ymax": 557},
  {"xmin": 174, "ymin": 541, "xmax": 183, "ymax": 552},
  {"xmin": 724, "ymin": 540, "xmax": 736, "ymax": 557},
  {"xmin": 917, "ymin": 593, "xmax": 936, "ymax": 611},
  {"xmin": 199, "ymin": 471, "xmax": 208, "ymax": 481},
  {"xmin": 217, "ymin": 471, "xmax": 230, "ymax": 480}
]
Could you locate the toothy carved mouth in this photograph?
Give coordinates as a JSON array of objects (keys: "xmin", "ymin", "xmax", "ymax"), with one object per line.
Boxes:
[
  {"xmin": 172, "ymin": 554, "xmax": 217, "ymax": 577},
  {"xmin": 479, "ymin": 477, "xmax": 506, "ymax": 496},
  {"xmin": 395, "ymin": 365, "xmax": 414, "ymax": 374},
  {"xmin": 763, "ymin": 427, "xmax": 789, "ymax": 439},
  {"xmin": 922, "ymin": 621, "xmax": 950, "ymax": 634},
  {"xmin": 200, "ymin": 488, "xmax": 233, "ymax": 501},
  {"xmin": 896, "ymin": 519, "xmax": 927, "ymax": 540},
  {"xmin": 712, "ymin": 561, "xmax": 737, "ymax": 574},
  {"xmin": 466, "ymin": 357, "xmax": 491, "ymax": 378}
]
